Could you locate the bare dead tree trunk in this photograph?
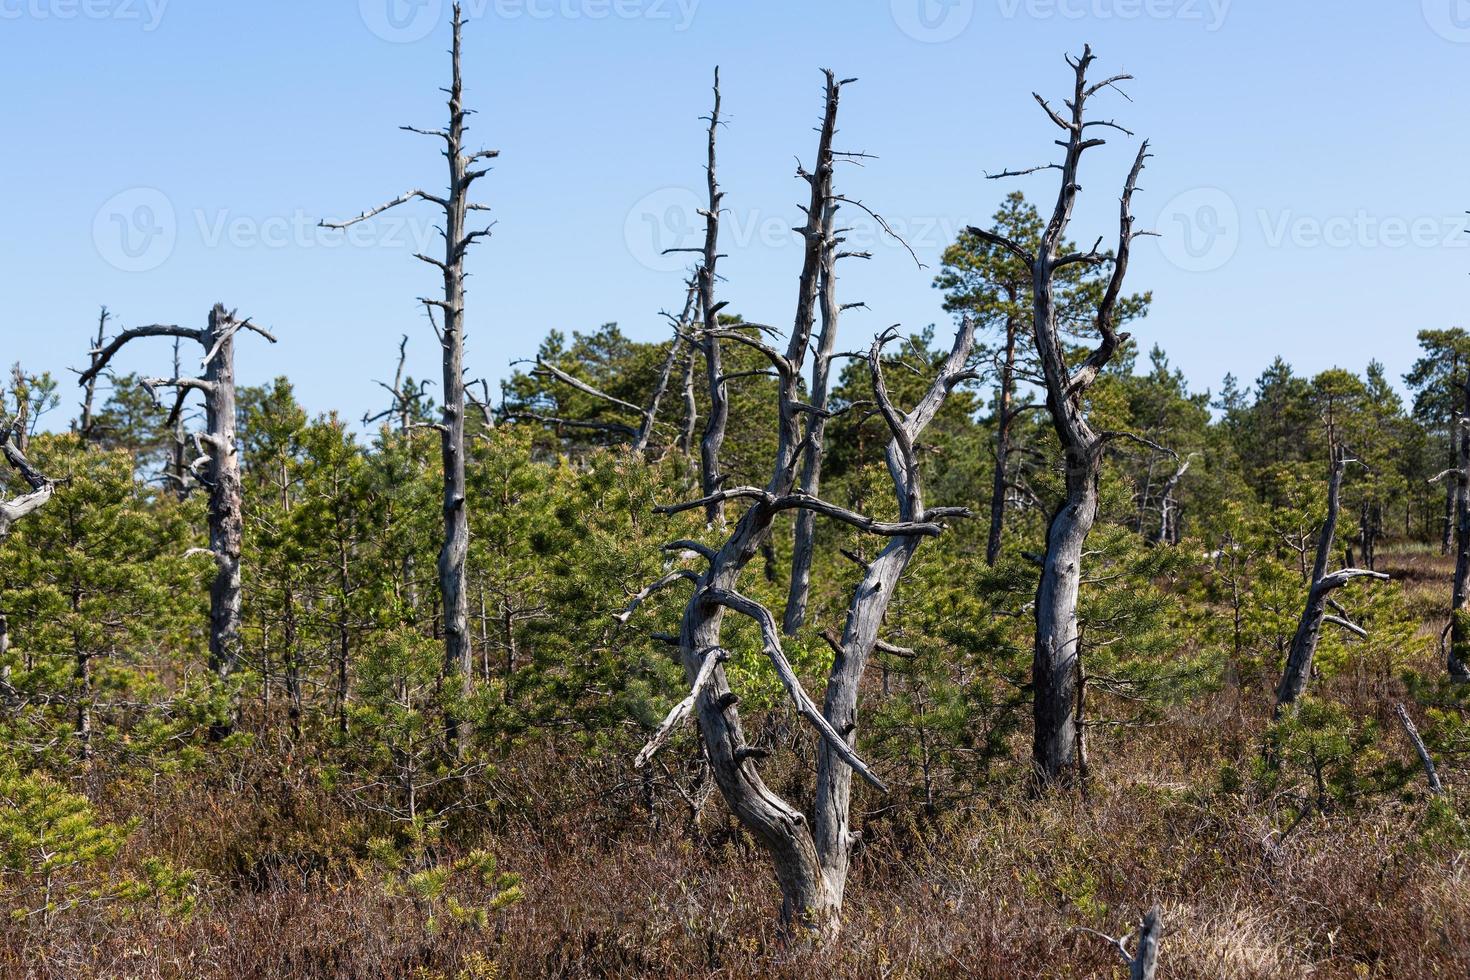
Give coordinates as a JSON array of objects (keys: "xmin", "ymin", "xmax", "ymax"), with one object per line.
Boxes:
[
  {"xmin": 1079, "ymin": 906, "xmax": 1163, "ymax": 980},
  {"xmin": 783, "ymin": 202, "xmax": 845, "ymax": 633},
  {"xmin": 969, "ymin": 46, "xmax": 1150, "ymax": 785},
  {"xmin": 76, "ymin": 306, "xmax": 109, "ymax": 441},
  {"xmin": 1451, "ymin": 380, "xmax": 1470, "ymax": 680},
  {"xmin": 76, "ymin": 306, "xmax": 277, "ymax": 738},
  {"xmin": 810, "ymin": 321, "xmax": 976, "ymax": 909},
  {"xmin": 1153, "ymin": 453, "xmax": 1195, "ymax": 545},
  {"xmin": 320, "ymin": 2, "xmax": 497, "ymax": 754},
  {"xmin": 985, "ymin": 316, "xmax": 1020, "ymax": 566},
  {"xmin": 1274, "ymin": 447, "xmax": 1389, "ymax": 713},
  {"xmin": 695, "ymin": 69, "xmax": 729, "ymax": 525},
  {"xmin": 1395, "ymin": 702, "xmax": 1445, "ymax": 795},
  {"xmin": 632, "ymin": 72, "xmax": 953, "ymax": 938}
]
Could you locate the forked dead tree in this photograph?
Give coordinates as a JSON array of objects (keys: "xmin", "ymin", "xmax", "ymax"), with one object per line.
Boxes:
[
  {"xmin": 76, "ymin": 304, "xmax": 277, "ymax": 736},
  {"xmin": 320, "ymin": 2, "xmax": 497, "ymax": 750},
  {"xmin": 628, "ymin": 71, "xmax": 974, "ymax": 936},
  {"xmin": 969, "ymin": 46, "xmax": 1153, "ymax": 784},
  {"xmin": 0, "ymin": 419, "xmax": 56, "ymax": 659},
  {"xmin": 1274, "ymin": 445, "xmax": 1389, "ymax": 713}
]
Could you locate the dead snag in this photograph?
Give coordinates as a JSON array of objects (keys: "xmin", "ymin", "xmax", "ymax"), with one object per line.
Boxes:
[
  {"xmin": 1, "ymin": 418, "xmax": 57, "ymax": 660},
  {"xmin": 319, "ymin": 2, "xmax": 497, "ymax": 752},
  {"xmin": 1450, "ymin": 378, "xmax": 1470, "ymax": 679},
  {"xmin": 970, "ymin": 45, "xmax": 1152, "ymax": 785},
  {"xmin": 1274, "ymin": 446, "xmax": 1389, "ymax": 714},
  {"xmin": 1076, "ymin": 906, "xmax": 1163, "ymax": 980},
  {"xmin": 1395, "ymin": 702, "xmax": 1445, "ymax": 795},
  {"xmin": 76, "ymin": 305, "xmax": 277, "ymax": 737},
  {"xmin": 633, "ymin": 72, "xmax": 970, "ymax": 937},
  {"xmin": 784, "ymin": 190, "xmax": 867, "ymax": 633}
]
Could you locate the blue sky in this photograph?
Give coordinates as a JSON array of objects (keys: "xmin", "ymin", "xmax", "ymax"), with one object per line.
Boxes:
[{"xmin": 2, "ymin": 0, "xmax": 1467, "ymax": 427}]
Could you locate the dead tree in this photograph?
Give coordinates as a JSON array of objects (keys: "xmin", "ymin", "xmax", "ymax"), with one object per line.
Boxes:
[
  {"xmin": 320, "ymin": 2, "xmax": 497, "ymax": 750},
  {"xmin": 1395, "ymin": 702, "xmax": 1445, "ymax": 795},
  {"xmin": 631, "ymin": 71, "xmax": 969, "ymax": 936},
  {"xmin": 968, "ymin": 46, "xmax": 1152, "ymax": 784},
  {"xmin": 1450, "ymin": 379, "xmax": 1470, "ymax": 679},
  {"xmin": 76, "ymin": 305, "xmax": 276, "ymax": 736},
  {"xmin": 673, "ymin": 68, "xmax": 730, "ymax": 524},
  {"xmin": 1078, "ymin": 907, "xmax": 1164, "ymax": 980},
  {"xmin": 0, "ymin": 419, "xmax": 56, "ymax": 659},
  {"xmin": 75, "ymin": 306, "xmax": 109, "ymax": 441},
  {"xmin": 1273, "ymin": 446, "xmax": 1389, "ymax": 713},
  {"xmin": 1153, "ymin": 452, "xmax": 1197, "ymax": 545},
  {"xmin": 783, "ymin": 198, "xmax": 865, "ymax": 634}
]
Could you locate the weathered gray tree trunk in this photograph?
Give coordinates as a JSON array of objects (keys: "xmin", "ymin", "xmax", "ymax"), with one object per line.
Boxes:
[
  {"xmin": 695, "ymin": 69, "xmax": 729, "ymax": 525},
  {"xmin": 1451, "ymin": 380, "xmax": 1470, "ymax": 679},
  {"xmin": 811, "ymin": 320, "xmax": 976, "ymax": 908},
  {"xmin": 969, "ymin": 46, "xmax": 1150, "ymax": 784},
  {"xmin": 783, "ymin": 202, "xmax": 842, "ymax": 633},
  {"xmin": 320, "ymin": 2, "xmax": 496, "ymax": 752},
  {"xmin": 633, "ymin": 73, "xmax": 970, "ymax": 937},
  {"xmin": 1274, "ymin": 447, "xmax": 1389, "ymax": 712},
  {"xmin": 76, "ymin": 306, "xmax": 109, "ymax": 441},
  {"xmin": 1395, "ymin": 702, "xmax": 1445, "ymax": 794},
  {"xmin": 76, "ymin": 306, "xmax": 276, "ymax": 736}
]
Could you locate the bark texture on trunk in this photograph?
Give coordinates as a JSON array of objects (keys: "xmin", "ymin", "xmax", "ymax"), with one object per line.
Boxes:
[
  {"xmin": 319, "ymin": 3, "xmax": 496, "ymax": 752},
  {"xmin": 75, "ymin": 305, "xmax": 276, "ymax": 737},
  {"xmin": 968, "ymin": 46, "xmax": 1150, "ymax": 785}
]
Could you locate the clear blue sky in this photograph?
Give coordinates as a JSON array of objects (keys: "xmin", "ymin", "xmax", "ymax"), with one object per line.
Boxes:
[{"xmin": 3, "ymin": 0, "xmax": 1466, "ymax": 427}]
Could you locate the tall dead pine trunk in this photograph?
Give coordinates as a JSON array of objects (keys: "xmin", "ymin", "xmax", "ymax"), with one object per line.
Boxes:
[
  {"xmin": 76, "ymin": 306, "xmax": 276, "ymax": 736},
  {"xmin": 320, "ymin": 2, "xmax": 497, "ymax": 753},
  {"xmin": 1274, "ymin": 446, "xmax": 1389, "ymax": 713},
  {"xmin": 1451, "ymin": 379, "xmax": 1470, "ymax": 679},
  {"xmin": 970, "ymin": 46, "xmax": 1150, "ymax": 785}
]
